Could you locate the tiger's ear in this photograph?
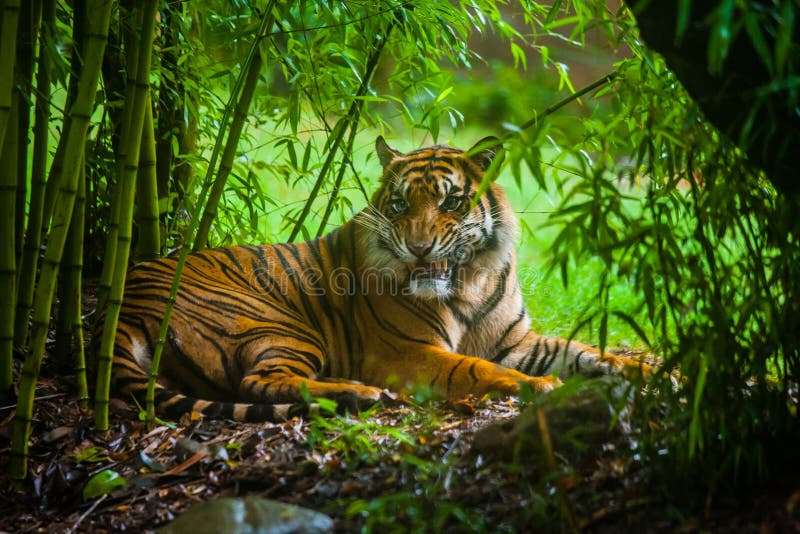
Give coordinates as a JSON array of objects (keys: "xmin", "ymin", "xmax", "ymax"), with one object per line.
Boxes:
[
  {"xmin": 376, "ymin": 136, "xmax": 402, "ymax": 168},
  {"xmin": 466, "ymin": 136, "xmax": 503, "ymax": 171}
]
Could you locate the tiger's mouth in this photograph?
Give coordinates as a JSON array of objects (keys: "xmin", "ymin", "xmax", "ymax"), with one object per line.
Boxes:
[{"xmin": 409, "ymin": 259, "xmax": 452, "ymax": 281}]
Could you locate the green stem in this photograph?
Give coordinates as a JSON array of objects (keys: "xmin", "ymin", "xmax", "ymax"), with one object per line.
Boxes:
[
  {"xmin": 14, "ymin": 0, "xmax": 55, "ymax": 347},
  {"xmin": 192, "ymin": 3, "xmax": 275, "ymax": 250},
  {"xmin": 135, "ymin": 94, "xmax": 160, "ymax": 260},
  {"xmin": 97, "ymin": 2, "xmax": 139, "ymax": 312},
  {"xmin": 14, "ymin": 0, "xmax": 42, "ymax": 264},
  {"xmin": 55, "ymin": 156, "xmax": 87, "ymax": 405},
  {"xmin": 0, "ymin": 0, "xmax": 21, "ymax": 152},
  {"xmin": 193, "ymin": 49, "xmax": 265, "ymax": 249},
  {"xmin": 11, "ymin": 0, "xmax": 114, "ymax": 485},
  {"xmin": 94, "ymin": 0, "xmax": 159, "ymax": 433},
  {"xmin": 72, "ymin": 164, "xmax": 89, "ymax": 407},
  {"xmin": 144, "ymin": 2, "xmax": 277, "ymax": 428},
  {"xmin": 0, "ymin": 102, "xmax": 19, "ymax": 400},
  {"xmin": 506, "ymin": 71, "xmax": 618, "ymax": 142},
  {"xmin": 315, "ymin": 115, "xmax": 360, "ymax": 237},
  {"xmin": 41, "ymin": 0, "xmax": 84, "ymax": 231},
  {"xmin": 288, "ymin": 21, "xmax": 393, "ymax": 242}
]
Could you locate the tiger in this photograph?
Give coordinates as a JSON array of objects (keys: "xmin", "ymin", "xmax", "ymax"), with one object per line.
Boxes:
[{"xmin": 104, "ymin": 136, "xmax": 652, "ymax": 422}]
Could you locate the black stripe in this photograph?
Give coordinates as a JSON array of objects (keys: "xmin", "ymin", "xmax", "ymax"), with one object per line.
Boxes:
[{"xmin": 446, "ymin": 359, "xmax": 465, "ymax": 393}]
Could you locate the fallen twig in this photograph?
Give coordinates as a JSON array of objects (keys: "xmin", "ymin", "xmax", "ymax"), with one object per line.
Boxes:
[
  {"xmin": 0, "ymin": 393, "xmax": 68, "ymax": 411},
  {"xmin": 66, "ymin": 494, "xmax": 107, "ymax": 534}
]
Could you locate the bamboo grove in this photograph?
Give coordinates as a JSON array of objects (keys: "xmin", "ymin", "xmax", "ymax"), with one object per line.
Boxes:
[
  {"xmin": 1, "ymin": 0, "xmax": 798, "ymax": 495},
  {"xmin": 0, "ymin": 0, "xmax": 446, "ymax": 486}
]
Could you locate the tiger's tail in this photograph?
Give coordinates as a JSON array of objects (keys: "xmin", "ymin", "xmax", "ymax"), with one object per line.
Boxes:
[{"xmin": 116, "ymin": 373, "xmax": 312, "ymax": 423}]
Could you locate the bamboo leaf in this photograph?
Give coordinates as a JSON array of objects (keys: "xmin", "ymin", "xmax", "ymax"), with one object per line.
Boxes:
[{"xmin": 83, "ymin": 470, "xmax": 127, "ymax": 500}]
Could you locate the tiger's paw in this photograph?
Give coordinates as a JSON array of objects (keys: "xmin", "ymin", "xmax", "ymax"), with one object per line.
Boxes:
[
  {"xmin": 597, "ymin": 354, "xmax": 653, "ymax": 379},
  {"xmin": 522, "ymin": 374, "xmax": 562, "ymax": 393},
  {"xmin": 324, "ymin": 384, "xmax": 386, "ymax": 413}
]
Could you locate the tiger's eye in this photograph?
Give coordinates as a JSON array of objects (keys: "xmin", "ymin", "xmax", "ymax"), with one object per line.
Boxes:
[
  {"xmin": 440, "ymin": 195, "xmax": 462, "ymax": 212},
  {"xmin": 390, "ymin": 197, "xmax": 408, "ymax": 214}
]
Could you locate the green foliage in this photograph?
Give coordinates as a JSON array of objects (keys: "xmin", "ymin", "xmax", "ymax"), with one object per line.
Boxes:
[
  {"xmin": 516, "ymin": 4, "xmax": 800, "ymax": 490},
  {"xmin": 307, "ymin": 403, "xmax": 414, "ymax": 468}
]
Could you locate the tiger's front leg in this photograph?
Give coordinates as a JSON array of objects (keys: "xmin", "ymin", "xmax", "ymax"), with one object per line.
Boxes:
[
  {"xmin": 495, "ymin": 332, "xmax": 653, "ymax": 380},
  {"xmin": 240, "ymin": 345, "xmax": 383, "ymax": 412},
  {"xmin": 363, "ymin": 344, "xmax": 561, "ymax": 399}
]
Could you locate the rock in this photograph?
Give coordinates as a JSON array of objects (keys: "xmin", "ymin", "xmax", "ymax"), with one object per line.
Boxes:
[
  {"xmin": 471, "ymin": 381, "xmax": 630, "ymax": 463},
  {"xmin": 159, "ymin": 497, "xmax": 334, "ymax": 534}
]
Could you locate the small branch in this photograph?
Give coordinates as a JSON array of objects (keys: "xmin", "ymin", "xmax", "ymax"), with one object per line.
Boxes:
[
  {"xmin": 66, "ymin": 494, "xmax": 107, "ymax": 534},
  {"xmin": 503, "ymin": 71, "xmax": 618, "ymax": 141},
  {"xmin": 0, "ymin": 393, "xmax": 68, "ymax": 412},
  {"xmin": 288, "ymin": 19, "xmax": 394, "ymax": 241}
]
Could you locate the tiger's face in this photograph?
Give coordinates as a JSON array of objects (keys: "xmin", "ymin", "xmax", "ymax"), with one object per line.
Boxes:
[{"xmin": 357, "ymin": 136, "xmax": 517, "ymax": 300}]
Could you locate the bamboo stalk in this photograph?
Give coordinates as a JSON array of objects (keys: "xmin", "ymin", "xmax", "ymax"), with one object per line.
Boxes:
[
  {"xmin": 192, "ymin": 5, "xmax": 275, "ymax": 250},
  {"xmin": 15, "ymin": 0, "xmax": 55, "ymax": 347},
  {"xmin": 193, "ymin": 49, "xmax": 265, "ymax": 249},
  {"xmin": 288, "ymin": 22, "xmax": 393, "ymax": 242},
  {"xmin": 0, "ymin": 102, "xmax": 19, "ymax": 400},
  {"xmin": 143, "ymin": 3, "xmax": 277, "ymax": 428},
  {"xmin": 97, "ymin": 2, "xmax": 140, "ymax": 312},
  {"xmin": 41, "ymin": 0, "xmax": 85, "ymax": 231},
  {"xmin": 14, "ymin": 0, "xmax": 42, "ymax": 263},
  {"xmin": 51, "ymin": 154, "xmax": 86, "ymax": 369},
  {"xmin": 315, "ymin": 114, "xmax": 360, "ymax": 237},
  {"xmin": 11, "ymin": 0, "xmax": 114, "ymax": 485},
  {"xmin": 0, "ymin": 0, "xmax": 21, "ymax": 152},
  {"xmin": 71, "ymin": 164, "xmax": 89, "ymax": 407},
  {"xmin": 155, "ymin": 0, "xmax": 179, "ymax": 204},
  {"xmin": 94, "ymin": 0, "xmax": 159, "ymax": 433},
  {"xmin": 54, "ymin": 155, "xmax": 87, "ymax": 400},
  {"xmin": 135, "ymin": 93, "xmax": 160, "ymax": 260}
]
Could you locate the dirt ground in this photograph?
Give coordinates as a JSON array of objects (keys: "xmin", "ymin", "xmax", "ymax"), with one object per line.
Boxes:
[{"xmin": 2, "ymin": 358, "xmax": 799, "ymax": 533}]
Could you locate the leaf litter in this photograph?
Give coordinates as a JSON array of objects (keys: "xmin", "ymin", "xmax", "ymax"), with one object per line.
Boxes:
[{"xmin": 1, "ymin": 356, "xmax": 799, "ymax": 532}]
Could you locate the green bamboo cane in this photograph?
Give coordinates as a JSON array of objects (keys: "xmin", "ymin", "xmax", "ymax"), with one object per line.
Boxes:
[
  {"xmin": 70, "ymin": 163, "xmax": 89, "ymax": 406},
  {"xmin": 15, "ymin": 0, "xmax": 55, "ymax": 347},
  {"xmin": 142, "ymin": 3, "xmax": 277, "ymax": 427},
  {"xmin": 135, "ymin": 93, "xmax": 160, "ymax": 260},
  {"xmin": 94, "ymin": 0, "xmax": 159, "ymax": 432},
  {"xmin": 74, "ymin": 174, "xmax": 89, "ymax": 409},
  {"xmin": 192, "ymin": 6, "xmax": 275, "ymax": 250},
  {"xmin": 54, "ymin": 155, "xmax": 87, "ymax": 402},
  {"xmin": 11, "ymin": 0, "xmax": 114, "ymax": 485},
  {"xmin": 155, "ymin": 0, "xmax": 181, "ymax": 204},
  {"xmin": 193, "ymin": 48, "xmax": 265, "ymax": 249},
  {"xmin": 0, "ymin": 102, "xmax": 19, "ymax": 400},
  {"xmin": 14, "ymin": 0, "xmax": 42, "ymax": 263},
  {"xmin": 97, "ymin": 2, "xmax": 140, "ymax": 312},
  {"xmin": 41, "ymin": 0, "xmax": 84, "ymax": 239},
  {"xmin": 288, "ymin": 21, "xmax": 392, "ymax": 242},
  {"xmin": 0, "ymin": 0, "xmax": 21, "ymax": 152},
  {"xmin": 54, "ymin": 152, "xmax": 83, "ymax": 370},
  {"xmin": 315, "ymin": 109, "xmax": 361, "ymax": 237}
]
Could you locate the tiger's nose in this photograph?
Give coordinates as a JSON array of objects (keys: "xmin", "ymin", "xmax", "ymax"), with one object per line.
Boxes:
[{"xmin": 407, "ymin": 242, "xmax": 433, "ymax": 258}]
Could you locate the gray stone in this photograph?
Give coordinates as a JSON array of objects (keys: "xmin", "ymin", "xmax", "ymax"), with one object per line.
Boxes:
[{"xmin": 159, "ymin": 496, "xmax": 334, "ymax": 534}]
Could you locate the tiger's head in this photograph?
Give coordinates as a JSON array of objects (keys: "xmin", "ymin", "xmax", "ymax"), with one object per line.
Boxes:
[{"xmin": 357, "ymin": 136, "xmax": 518, "ymax": 300}]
